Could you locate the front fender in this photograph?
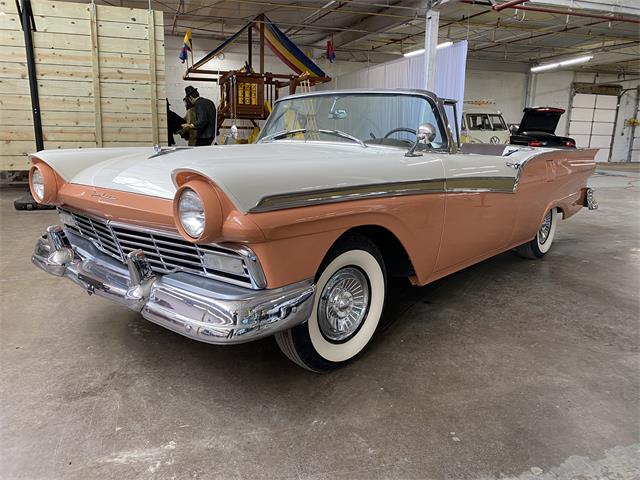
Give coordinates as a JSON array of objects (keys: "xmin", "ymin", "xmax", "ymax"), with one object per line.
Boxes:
[{"xmin": 246, "ymin": 192, "xmax": 446, "ymax": 288}]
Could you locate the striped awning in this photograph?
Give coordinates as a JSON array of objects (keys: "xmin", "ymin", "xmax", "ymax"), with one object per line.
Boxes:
[{"xmin": 191, "ymin": 15, "xmax": 327, "ymax": 78}]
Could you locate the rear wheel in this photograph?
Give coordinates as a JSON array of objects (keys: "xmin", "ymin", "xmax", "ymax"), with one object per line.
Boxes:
[
  {"xmin": 275, "ymin": 235, "xmax": 386, "ymax": 373},
  {"xmin": 517, "ymin": 208, "xmax": 559, "ymax": 259}
]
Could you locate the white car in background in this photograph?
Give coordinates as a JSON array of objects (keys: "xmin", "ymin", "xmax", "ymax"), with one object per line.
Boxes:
[{"xmin": 461, "ymin": 100, "xmax": 510, "ymax": 144}]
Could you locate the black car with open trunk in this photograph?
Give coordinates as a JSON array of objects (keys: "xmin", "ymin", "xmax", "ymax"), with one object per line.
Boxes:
[{"xmin": 510, "ymin": 107, "xmax": 576, "ymax": 148}]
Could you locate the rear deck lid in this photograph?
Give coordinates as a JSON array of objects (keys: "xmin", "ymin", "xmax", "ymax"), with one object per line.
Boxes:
[{"xmin": 517, "ymin": 107, "xmax": 565, "ymax": 135}]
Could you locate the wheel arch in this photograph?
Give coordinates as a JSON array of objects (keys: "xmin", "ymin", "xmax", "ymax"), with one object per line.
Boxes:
[{"xmin": 327, "ymin": 224, "xmax": 416, "ymax": 278}]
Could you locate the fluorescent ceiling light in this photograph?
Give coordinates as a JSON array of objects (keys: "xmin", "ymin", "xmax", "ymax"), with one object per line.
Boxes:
[
  {"xmin": 436, "ymin": 41, "xmax": 453, "ymax": 50},
  {"xmin": 531, "ymin": 62, "xmax": 561, "ymax": 72},
  {"xmin": 404, "ymin": 48, "xmax": 425, "ymax": 57},
  {"xmin": 559, "ymin": 55, "xmax": 594, "ymax": 66},
  {"xmin": 404, "ymin": 41, "xmax": 454, "ymax": 57},
  {"xmin": 531, "ymin": 55, "xmax": 593, "ymax": 72}
]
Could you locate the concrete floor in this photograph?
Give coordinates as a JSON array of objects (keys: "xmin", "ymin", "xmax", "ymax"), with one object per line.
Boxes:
[{"xmin": 1, "ymin": 169, "xmax": 638, "ymax": 480}]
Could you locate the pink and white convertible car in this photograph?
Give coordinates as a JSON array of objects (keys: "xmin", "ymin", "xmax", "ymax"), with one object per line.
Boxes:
[{"xmin": 30, "ymin": 90, "xmax": 597, "ymax": 372}]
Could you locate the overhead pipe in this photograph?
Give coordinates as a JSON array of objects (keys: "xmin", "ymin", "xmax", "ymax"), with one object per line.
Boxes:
[
  {"xmin": 493, "ymin": 0, "xmax": 527, "ymax": 12},
  {"xmin": 463, "ymin": 0, "xmax": 640, "ymax": 25},
  {"xmin": 471, "ymin": 19, "xmax": 604, "ymax": 53},
  {"xmin": 508, "ymin": 4, "xmax": 640, "ymax": 25}
]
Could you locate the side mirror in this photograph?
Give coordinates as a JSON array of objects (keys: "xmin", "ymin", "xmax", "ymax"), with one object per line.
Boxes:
[
  {"xmin": 405, "ymin": 123, "xmax": 438, "ymax": 157},
  {"xmin": 417, "ymin": 123, "xmax": 437, "ymax": 144},
  {"xmin": 328, "ymin": 109, "xmax": 347, "ymax": 120}
]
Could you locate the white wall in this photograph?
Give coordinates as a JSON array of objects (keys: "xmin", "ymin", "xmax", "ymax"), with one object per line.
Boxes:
[{"xmin": 463, "ymin": 70, "xmax": 527, "ymax": 124}]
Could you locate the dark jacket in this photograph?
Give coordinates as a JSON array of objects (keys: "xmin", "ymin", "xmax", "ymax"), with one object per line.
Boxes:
[
  {"xmin": 166, "ymin": 101, "xmax": 184, "ymax": 146},
  {"xmin": 193, "ymin": 96, "xmax": 217, "ymax": 139}
]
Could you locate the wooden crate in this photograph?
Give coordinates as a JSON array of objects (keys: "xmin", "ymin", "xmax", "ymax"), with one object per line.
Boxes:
[{"xmin": 0, "ymin": 0, "xmax": 166, "ymax": 171}]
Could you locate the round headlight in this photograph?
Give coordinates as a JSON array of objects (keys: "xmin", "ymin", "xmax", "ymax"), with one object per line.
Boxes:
[
  {"xmin": 173, "ymin": 179, "xmax": 224, "ymax": 243},
  {"xmin": 28, "ymin": 163, "xmax": 60, "ymax": 205},
  {"xmin": 31, "ymin": 167, "xmax": 45, "ymax": 201},
  {"xmin": 178, "ymin": 188, "xmax": 205, "ymax": 238}
]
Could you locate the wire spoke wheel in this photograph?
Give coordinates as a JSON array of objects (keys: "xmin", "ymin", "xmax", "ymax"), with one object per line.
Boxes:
[
  {"xmin": 517, "ymin": 208, "xmax": 559, "ymax": 259},
  {"xmin": 538, "ymin": 210, "xmax": 553, "ymax": 245},
  {"xmin": 275, "ymin": 234, "xmax": 387, "ymax": 372},
  {"xmin": 318, "ymin": 267, "xmax": 370, "ymax": 343}
]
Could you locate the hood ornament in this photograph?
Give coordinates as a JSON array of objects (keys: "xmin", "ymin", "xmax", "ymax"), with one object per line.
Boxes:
[{"xmin": 148, "ymin": 145, "xmax": 192, "ymax": 159}]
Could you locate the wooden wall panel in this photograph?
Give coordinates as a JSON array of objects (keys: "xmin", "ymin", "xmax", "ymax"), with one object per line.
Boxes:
[{"xmin": 0, "ymin": 0, "xmax": 166, "ymax": 171}]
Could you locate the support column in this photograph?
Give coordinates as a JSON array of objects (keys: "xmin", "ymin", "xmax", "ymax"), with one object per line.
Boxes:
[
  {"xmin": 148, "ymin": 10, "xmax": 159, "ymax": 145},
  {"xmin": 423, "ymin": 8, "xmax": 439, "ymax": 91},
  {"xmin": 248, "ymin": 26, "xmax": 252, "ymax": 69},
  {"xmin": 259, "ymin": 15, "xmax": 265, "ymax": 74},
  {"xmin": 627, "ymin": 86, "xmax": 640, "ymax": 163},
  {"xmin": 90, "ymin": 3, "xmax": 103, "ymax": 147}
]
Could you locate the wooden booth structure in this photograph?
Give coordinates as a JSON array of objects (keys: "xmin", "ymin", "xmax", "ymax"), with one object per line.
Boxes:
[
  {"xmin": 0, "ymin": 0, "xmax": 167, "ymax": 171},
  {"xmin": 183, "ymin": 14, "xmax": 330, "ymax": 136}
]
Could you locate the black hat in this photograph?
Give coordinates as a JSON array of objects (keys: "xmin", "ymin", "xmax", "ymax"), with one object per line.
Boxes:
[{"xmin": 184, "ymin": 85, "xmax": 199, "ymax": 99}]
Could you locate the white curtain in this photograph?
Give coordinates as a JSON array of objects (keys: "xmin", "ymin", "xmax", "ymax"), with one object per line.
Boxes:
[{"xmin": 321, "ymin": 41, "xmax": 468, "ymax": 132}]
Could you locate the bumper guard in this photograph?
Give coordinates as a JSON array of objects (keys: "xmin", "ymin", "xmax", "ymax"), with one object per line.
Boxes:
[{"xmin": 584, "ymin": 187, "xmax": 598, "ymax": 210}]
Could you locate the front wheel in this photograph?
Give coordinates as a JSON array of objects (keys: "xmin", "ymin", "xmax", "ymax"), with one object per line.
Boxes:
[
  {"xmin": 275, "ymin": 235, "xmax": 386, "ymax": 373},
  {"xmin": 517, "ymin": 208, "xmax": 559, "ymax": 259}
]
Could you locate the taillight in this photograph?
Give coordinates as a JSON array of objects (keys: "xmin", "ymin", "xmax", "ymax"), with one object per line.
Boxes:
[
  {"xmin": 529, "ymin": 140, "xmax": 543, "ymax": 147},
  {"xmin": 564, "ymin": 140, "xmax": 575, "ymax": 147}
]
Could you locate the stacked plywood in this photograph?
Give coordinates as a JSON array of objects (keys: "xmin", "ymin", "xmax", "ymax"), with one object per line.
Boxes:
[{"xmin": 0, "ymin": 0, "xmax": 166, "ymax": 171}]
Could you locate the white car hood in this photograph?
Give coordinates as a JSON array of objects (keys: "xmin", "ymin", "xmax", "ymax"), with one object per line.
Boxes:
[
  {"xmin": 33, "ymin": 143, "xmax": 450, "ymax": 213},
  {"xmin": 33, "ymin": 142, "xmax": 534, "ymax": 213}
]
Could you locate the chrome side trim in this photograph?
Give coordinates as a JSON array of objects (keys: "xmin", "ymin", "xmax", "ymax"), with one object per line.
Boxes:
[
  {"xmin": 250, "ymin": 179, "xmax": 447, "ymax": 213},
  {"xmin": 249, "ymin": 176, "xmax": 517, "ymax": 213},
  {"xmin": 446, "ymin": 177, "xmax": 515, "ymax": 193}
]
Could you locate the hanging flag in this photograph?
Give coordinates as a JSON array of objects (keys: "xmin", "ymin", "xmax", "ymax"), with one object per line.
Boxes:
[
  {"xmin": 179, "ymin": 29, "xmax": 192, "ymax": 63},
  {"xmin": 242, "ymin": 61, "xmax": 255, "ymax": 74},
  {"xmin": 326, "ymin": 40, "xmax": 336, "ymax": 63}
]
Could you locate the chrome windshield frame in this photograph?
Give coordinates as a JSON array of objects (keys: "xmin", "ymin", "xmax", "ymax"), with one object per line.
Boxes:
[{"xmin": 257, "ymin": 89, "xmax": 454, "ymax": 153}]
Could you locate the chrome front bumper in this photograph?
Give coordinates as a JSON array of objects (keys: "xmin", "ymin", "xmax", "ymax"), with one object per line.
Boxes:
[{"xmin": 32, "ymin": 226, "xmax": 315, "ymax": 344}]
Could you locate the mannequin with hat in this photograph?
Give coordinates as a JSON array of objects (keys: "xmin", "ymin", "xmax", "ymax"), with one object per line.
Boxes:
[{"xmin": 181, "ymin": 85, "xmax": 217, "ymax": 146}]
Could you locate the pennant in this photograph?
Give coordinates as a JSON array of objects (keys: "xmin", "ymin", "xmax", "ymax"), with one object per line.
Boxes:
[
  {"xmin": 179, "ymin": 29, "xmax": 192, "ymax": 63},
  {"xmin": 326, "ymin": 40, "xmax": 336, "ymax": 63}
]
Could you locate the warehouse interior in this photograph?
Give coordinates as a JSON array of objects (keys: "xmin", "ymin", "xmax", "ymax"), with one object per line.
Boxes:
[{"xmin": 1, "ymin": 1, "xmax": 639, "ymax": 479}]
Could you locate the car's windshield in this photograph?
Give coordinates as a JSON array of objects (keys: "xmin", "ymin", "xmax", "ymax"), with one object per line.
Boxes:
[
  {"xmin": 258, "ymin": 93, "xmax": 446, "ymax": 149},
  {"xmin": 489, "ymin": 114, "xmax": 507, "ymax": 131}
]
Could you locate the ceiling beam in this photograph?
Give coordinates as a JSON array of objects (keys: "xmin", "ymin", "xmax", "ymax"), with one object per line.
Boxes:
[{"xmin": 311, "ymin": 0, "xmax": 430, "ymax": 48}]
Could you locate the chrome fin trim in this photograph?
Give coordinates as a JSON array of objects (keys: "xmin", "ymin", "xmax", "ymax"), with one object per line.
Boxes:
[{"xmin": 249, "ymin": 176, "xmax": 517, "ymax": 213}]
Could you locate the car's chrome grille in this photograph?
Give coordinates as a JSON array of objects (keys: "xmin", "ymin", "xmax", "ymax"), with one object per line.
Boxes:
[{"xmin": 59, "ymin": 208, "xmax": 256, "ymax": 288}]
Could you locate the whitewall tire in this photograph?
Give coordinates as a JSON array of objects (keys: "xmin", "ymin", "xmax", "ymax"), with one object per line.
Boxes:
[
  {"xmin": 517, "ymin": 208, "xmax": 559, "ymax": 259},
  {"xmin": 275, "ymin": 235, "xmax": 386, "ymax": 372}
]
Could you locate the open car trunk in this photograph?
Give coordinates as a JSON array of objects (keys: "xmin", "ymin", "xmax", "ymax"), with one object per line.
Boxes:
[{"xmin": 517, "ymin": 107, "xmax": 565, "ymax": 135}]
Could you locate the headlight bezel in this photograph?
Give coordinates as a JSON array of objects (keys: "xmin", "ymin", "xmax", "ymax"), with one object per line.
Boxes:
[
  {"xmin": 173, "ymin": 179, "xmax": 224, "ymax": 243},
  {"xmin": 29, "ymin": 163, "xmax": 59, "ymax": 205}
]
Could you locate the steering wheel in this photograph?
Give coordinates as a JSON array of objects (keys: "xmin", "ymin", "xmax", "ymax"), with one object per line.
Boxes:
[{"xmin": 383, "ymin": 127, "xmax": 416, "ymax": 139}]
